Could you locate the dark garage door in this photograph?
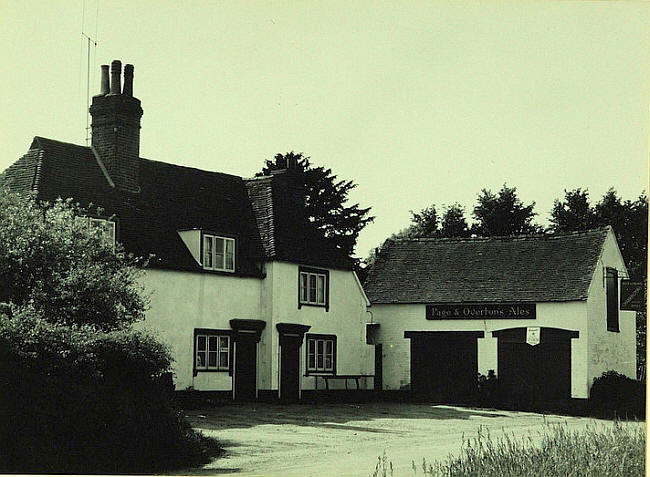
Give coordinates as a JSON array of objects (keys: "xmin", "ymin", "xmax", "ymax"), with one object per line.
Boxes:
[
  {"xmin": 494, "ymin": 327, "xmax": 578, "ymax": 406},
  {"xmin": 406, "ymin": 331, "xmax": 484, "ymax": 403}
]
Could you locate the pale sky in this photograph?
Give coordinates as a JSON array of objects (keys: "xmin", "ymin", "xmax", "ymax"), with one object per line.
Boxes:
[{"xmin": 1, "ymin": 1, "xmax": 648, "ymax": 259}]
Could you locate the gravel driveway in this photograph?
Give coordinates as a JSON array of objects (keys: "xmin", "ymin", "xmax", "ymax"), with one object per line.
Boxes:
[{"xmin": 180, "ymin": 402, "xmax": 617, "ymax": 477}]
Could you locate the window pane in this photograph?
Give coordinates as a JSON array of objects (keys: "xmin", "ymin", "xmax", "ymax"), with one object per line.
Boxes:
[
  {"xmin": 317, "ymin": 275, "xmax": 325, "ymax": 304},
  {"xmin": 300, "ymin": 274, "xmax": 308, "ymax": 302},
  {"xmin": 309, "ymin": 274, "xmax": 317, "ymax": 302},
  {"xmin": 219, "ymin": 336, "xmax": 229, "ymax": 350},
  {"xmin": 215, "ymin": 238, "xmax": 225, "ymax": 269},
  {"xmin": 197, "ymin": 335, "xmax": 206, "ymax": 351},
  {"xmin": 224, "ymin": 240, "xmax": 234, "ymax": 270},
  {"xmin": 317, "ymin": 354, "xmax": 324, "ymax": 370},
  {"xmin": 325, "ymin": 355, "xmax": 332, "ymax": 370},
  {"xmin": 219, "ymin": 350, "xmax": 229, "ymax": 368},
  {"xmin": 208, "ymin": 351, "xmax": 217, "ymax": 367},
  {"xmin": 317, "ymin": 340, "xmax": 324, "ymax": 355},
  {"xmin": 208, "ymin": 336, "xmax": 218, "ymax": 352},
  {"xmin": 196, "ymin": 351, "xmax": 206, "ymax": 368},
  {"xmin": 325, "ymin": 340, "xmax": 333, "ymax": 355},
  {"xmin": 204, "ymin": 236, "xmax": 213, "ymax": 268}
]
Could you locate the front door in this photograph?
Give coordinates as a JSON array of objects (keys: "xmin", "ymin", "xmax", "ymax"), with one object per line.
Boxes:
[
  {"xmin": 276, "ymin": 323, "xmax": 311, "ymax": 403},
  {"xmin": 234, "ymin": 335, "xmax": 257, "ymax": 401},
  {"xmin": 280, "ymin": 338, "xmax": 301, "ymax": 403},
  {"xmin": 229, "ymin": 319, "xmax": 266, "ymax": 402}
]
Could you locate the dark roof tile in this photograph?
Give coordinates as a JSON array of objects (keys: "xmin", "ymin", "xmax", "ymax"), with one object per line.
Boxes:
[{"xmin": 364, "ymin": 229, "xmax": 609, "ymax": 304}]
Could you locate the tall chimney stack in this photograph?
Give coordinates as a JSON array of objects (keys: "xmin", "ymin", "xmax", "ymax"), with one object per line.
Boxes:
[
  {"xmin": 90, "ymin": 59, "xmax": 143, "ymax": 193},
  {"xmin": 123, "ymin": 64, "xmax": 134, "ymax": 97},
  {"xmin": 99, "ymin": 65, "xmax": 110, "ymax": 95},
  {"xmin": 109, "ymin": 60, "xmax": 122, "ymax": 95}
]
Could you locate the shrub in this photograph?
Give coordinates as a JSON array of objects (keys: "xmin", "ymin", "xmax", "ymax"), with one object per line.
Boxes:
[
  {"xmin": 0, "ymin": 310, "xmax": 220, "ymax": 473},
  {"xmin": 590, "ymin": 370, "xmax": 646, "ymax": 419}
]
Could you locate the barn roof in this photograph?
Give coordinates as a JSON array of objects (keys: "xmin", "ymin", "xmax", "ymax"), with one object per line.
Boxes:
[{"xmin": 364, "ymin": 228, "xmax": 610, "ymax": 304}]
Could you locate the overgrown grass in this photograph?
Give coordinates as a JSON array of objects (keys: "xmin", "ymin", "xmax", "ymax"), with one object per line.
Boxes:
[{"xmin": 372, "ymin": 421, "xmax": 645, "ymax": 477}]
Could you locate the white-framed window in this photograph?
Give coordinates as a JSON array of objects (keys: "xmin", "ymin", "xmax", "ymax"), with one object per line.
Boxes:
[
  {"xmin": 300, "ymin": 270, "xmax": 327, "ymax": 306},
  {"xmin": 195, "ymin": 332, "xmax": 230, "ymax": 371},
  {"xmin": 203, "ymin": 234, "xmax": 235, "ymax": 272},
  {"xmin": 75, "ymin": 216, "xmax": 116, "ymax": 248},
  {"xmin": 306, "ymin": 335, "xmax": 336, "ymax": 373}
]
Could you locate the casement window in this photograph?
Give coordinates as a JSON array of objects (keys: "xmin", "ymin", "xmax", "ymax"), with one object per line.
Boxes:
[
  {"xmin": 75, "ymin": 216, "xmax": 116, "ymax": 248},
  {"xmin": 195, "ymin": 331, "xmax": 230, "ymax": 371},
  {"xmin": 203, "ymin": 234, "xmax": 235, "ymax": 272},
  {"xmin": 299, "ymin": 267, "xmax": 329, "ymax": 308},
  {"xmin": 605, "ymin": 267, "xmax": 620, "ymax": 332},
  {"xmin": 306, "ymin": 334, "xmax": 336, "ymax": 374}
]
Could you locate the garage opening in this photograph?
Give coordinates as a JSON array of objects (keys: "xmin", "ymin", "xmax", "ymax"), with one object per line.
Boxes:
[
  {"xmin": 493, "ymin": 327, "xmax": 579, "ymax": 407},
  {"xmin": 405, "ymin": 331, "xmax": 484, "ymax": 404}
]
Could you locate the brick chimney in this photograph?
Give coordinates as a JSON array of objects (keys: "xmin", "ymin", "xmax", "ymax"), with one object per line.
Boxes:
[{"xmin": 89, "ymin": 60, "xmax": 143, "ymax": 193}]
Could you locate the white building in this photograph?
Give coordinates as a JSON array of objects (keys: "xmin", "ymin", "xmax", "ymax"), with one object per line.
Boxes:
[
  {"xmin": 1, "ymin": 60, "xmax": 374, "ymax": 402},
  {"xmin": 364, "ymin": 229, "xmax": 636, "ymax": 404}
]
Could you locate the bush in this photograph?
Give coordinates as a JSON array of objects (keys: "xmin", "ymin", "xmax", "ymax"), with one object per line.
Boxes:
[
  {"xmin": 590, "ymin": 371, "xmax": 646, "ymax": 419},
  {"xmin": 0, "ymin": 311, "xmax": 221, "ymax": 473}
]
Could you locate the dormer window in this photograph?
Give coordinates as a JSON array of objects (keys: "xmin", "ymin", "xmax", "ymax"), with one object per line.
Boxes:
[
  {"xmin": 203, "ymin": 234, "xmax": 235, "ymax": 272},
  {"xmin": 75, "ymin": 216, "xmax": 116, "ymax": 248}
]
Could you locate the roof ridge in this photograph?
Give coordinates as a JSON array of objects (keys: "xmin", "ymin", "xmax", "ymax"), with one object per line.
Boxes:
[
  {"xmin": 388, "ymin": 227, "xmax": 609, "ymax": 244},
  {"xmin": 31, "ymin": 136, "xmax": 89, "ymax": 150}
]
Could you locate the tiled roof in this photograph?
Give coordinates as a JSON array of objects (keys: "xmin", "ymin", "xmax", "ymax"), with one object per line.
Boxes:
[
  {"xmin": 2, "ymin": 137, "xmax": 352, "ymax": 273},
  {"xmin": 364, "ymin": 228, "xmax": 610, "ymax": 304},
  {"xmin": 244, "ymin": 175, "xmax": 353, "ymax": 270}
]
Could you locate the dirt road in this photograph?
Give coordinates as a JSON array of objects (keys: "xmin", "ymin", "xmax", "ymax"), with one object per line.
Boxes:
[{"xmin": 181, "ymin": 402, "xmax": 622, "ymax": 477}]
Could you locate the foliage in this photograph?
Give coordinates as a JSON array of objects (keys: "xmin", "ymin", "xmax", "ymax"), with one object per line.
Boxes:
[
  {"xmin": 550, "ymin": 188, "xmax": 647, "ymax": 280},
  {"xmin": 471, "ymin": 184, "xmax": 540, "ymax": 236},
  {"xmin": 440, "ymin": 203, "xmax": 470, "ymax": 238},
  {"xmin": 476, "ymin": 370, "xmax": 499, "ymax": 407},
  {"xmin": 0, "ymin": 189, "xmax": 148, "ymax": 331},
  {"xmin": 549, "ymin": 188, "xmax": 598, "ymax": 232},
  {"xmin": 373, "ymin": 422, "xmax": 644, "ymax": 477},
  {"xmin": 258, "ymin": 152, "xmax": 374, "ymax": 257},
  {"xmin": 589, "ymin": 370, "xmax": 645, "ymax": 419},
  {"xmin": 0, "ymin": 188, "xmax": 219, "ymax": 473},
  {"xmin": 0, "ymin": 307, "xmax": 172, "ymax": 384}
]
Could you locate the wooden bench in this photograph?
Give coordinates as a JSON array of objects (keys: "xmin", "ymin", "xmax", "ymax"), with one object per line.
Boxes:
[{"xmin": 314, "ymin": 374, "xmax": 374, "ymax": 390}]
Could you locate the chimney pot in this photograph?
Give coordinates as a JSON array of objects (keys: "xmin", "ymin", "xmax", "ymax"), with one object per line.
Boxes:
[
  {"xmin": 99, "ymin": 65, "xmax": 110, "ymax": 95},
  {"xmin": 109, "ymin": 60, "xmax": 122, "ymax": 95},
  {"xmin": 123, "ymin": 64, "xmax": 134, "ymax": 96}
]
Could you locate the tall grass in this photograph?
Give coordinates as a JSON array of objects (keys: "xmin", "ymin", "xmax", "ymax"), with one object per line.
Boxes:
[{"xmin": 372, "ymin": 421, "xmax": 645, "ymax": 477}]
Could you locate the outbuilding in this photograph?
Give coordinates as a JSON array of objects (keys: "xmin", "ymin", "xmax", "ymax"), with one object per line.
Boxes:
[{"xmin": 364, "ymin": 228, "xmax": 636, "ymax": 405}]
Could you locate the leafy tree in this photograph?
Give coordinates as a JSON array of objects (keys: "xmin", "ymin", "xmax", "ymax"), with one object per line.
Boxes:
[
  {"xmin": 408, "ymin": 205, "xmax": 440, "ymax": 238},
  {"xmin": 440, "ymin": 203, "xmax": 470, "ymax": 238},
  {"xmin": 471, "ymin": 184, "xmax": 540, "ymax": 236},
  {"xmin": 0, "ymin": 189, "xmax": 148, "ymax": 331},
  {"xmin": 0, "ymin": 188, "xmax": 217, "ymax": 473},
  {"xmin": 258, "ymin": 152, "xmax": 374, "ymax": 257},
  {"xmin": 549, "ymin": 188, "xmax": 598, "ymax": 233}
]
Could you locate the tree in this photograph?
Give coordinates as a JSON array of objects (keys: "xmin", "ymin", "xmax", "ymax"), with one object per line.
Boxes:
[
  {"xmin": 0, "ymin": 190, "xmax": 148, "ymax": 331},
  {"xmin": 472, "ymin": 184, "xmax": 540, "ymax": 236},
  {"xmin": 549, "ymin": 188, "xmax": 597, "ymax": 233},
  {"xmin": 405, "ymin": 204, "xmax": 440, "ymax": 238},
  {"xmin": 0, "ymin": 188, "xmax": 217, "ymax": 473},
  {"xmin": 440, "ymin": 203, "xmax": 470, "ymax": 238},
  {"xmin": 258, "ymin": 152, "xmax": 374, "ymax": 257}
]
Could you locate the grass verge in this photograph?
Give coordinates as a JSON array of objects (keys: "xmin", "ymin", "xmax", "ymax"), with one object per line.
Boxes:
[{"xmin": 372, "ymin": 421, "xmax": 645, "ymax": 477}]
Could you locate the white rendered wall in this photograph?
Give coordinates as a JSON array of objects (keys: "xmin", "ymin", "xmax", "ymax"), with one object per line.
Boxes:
[
  {"xmin": 586, "ymin": 231, "xmax": 637, "ymax": 387},
  {"xmin": 371, "ymin": 300, "xmax": 591, "ymax": 398},
  {"xmin": 264, "ymin": 261, "xmax": 375, "ymax": 392},
  {"xmin": 139, "ymin": 268, "xmax": 263, "ymax": 391}
]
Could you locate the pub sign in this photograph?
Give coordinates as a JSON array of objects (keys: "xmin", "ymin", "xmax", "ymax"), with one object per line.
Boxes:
[
  {"xmin": 620, "ymin": 280, "xmax": 646, "ymax": 312},
  {"xmin": 426, "ymin": 303, "xmax": 536, "ymax": 320}
]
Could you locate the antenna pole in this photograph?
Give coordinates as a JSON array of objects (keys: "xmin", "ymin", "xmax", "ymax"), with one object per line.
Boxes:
[{"xmin": 82, "ymin": 32, "xmax": 97, "ymax": 147}]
